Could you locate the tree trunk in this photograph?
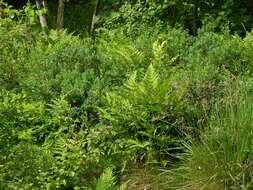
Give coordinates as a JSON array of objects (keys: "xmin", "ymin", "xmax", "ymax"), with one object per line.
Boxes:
[
  {"xmin": 0, "ymin": 1, "xmax": 4, "ymax": 19},
  {"xmin": 244, "ymin": 0, "xmax": 253, "ymax": 8},
  {"xmin": 42, "ymin": 0, "xmax": 47, "ymax": 8},
  {"xmin": 90, "ymin": 0, "xmax": 99, "ymax": 34},
  {"xmin": 57, "ymin": 0, "xmax": 65, "ymax": 30},
  {"xmin": 192, "ymin": 0, "xmax": 198, "ymax": 35},
  {"xmin": 35, "ymin": 0, "xmax": 48, "ymax": 28}
]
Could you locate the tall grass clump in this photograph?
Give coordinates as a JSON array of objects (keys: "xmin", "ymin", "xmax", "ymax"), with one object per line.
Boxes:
[{"xmin": 172, "ymin": 87, "xmax": 253, "ymax": 190}]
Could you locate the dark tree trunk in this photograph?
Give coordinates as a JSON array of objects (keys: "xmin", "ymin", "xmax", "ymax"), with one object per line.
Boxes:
[
  {"xmin": 0, "ymin": 1, "xmax": 4, "ymax": 18},
  {"xmin": 244, "ymin": 0, "xmax": 253, "ymax": 8},
  {"xmin": 57, "ymin": 0, "xmax": 65, "ymax": 30},
  {"xmin": 192, "ymin": 0, "xmax": 199, "ymax": 35}
]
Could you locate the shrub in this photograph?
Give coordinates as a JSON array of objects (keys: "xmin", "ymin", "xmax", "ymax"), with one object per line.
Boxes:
[{"xmin": 0, "ymin": 18, "xmax": 37, "ymax": 90}]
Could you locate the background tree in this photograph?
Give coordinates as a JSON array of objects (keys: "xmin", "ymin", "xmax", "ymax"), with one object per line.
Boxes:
[
  {"xmin": 57, "ymin": 0, "xmax": 64, "ymax": 29},
  {"xmin": 0, "ymin": 4, "xmax": 3, "ymax": 19},
  {"xmin": 35, "ymin": 0, "xmax": 48, "ymax": 28},
  {"xmin": 90, "ymin": 0, "xmax": 99, "ymax": 34},
  {"xmin": 2, "ymin": 0, "xmax": 253, "ymax": 35}
]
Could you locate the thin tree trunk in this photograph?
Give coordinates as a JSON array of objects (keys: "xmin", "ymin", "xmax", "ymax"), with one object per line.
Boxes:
[
  {"xmin": 35, "ymin": 0, "xmax": 48, "ymax": 28},
  {"xmin": 57, "ymin": 0, "xmax": 65, "ymax": 30},
  {"xmin": 42, "ymin": 0, "xmax": 47, "ymax": 8},
  {"xmin": 192, "ymin": 0, "xmax": 198, "ymax": 35},
  {"xmin": 90, "ymin": 0, "xmax": 99, "ymax": 34},
  {"xmin": 0, "ymin": 2, "xmax": 4, "ymax": 19}
]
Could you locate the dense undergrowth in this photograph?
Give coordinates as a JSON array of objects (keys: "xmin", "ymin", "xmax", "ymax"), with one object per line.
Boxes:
[{"xmin": 1, "ymin": 4, "xmax": 253, "ymax": 190}]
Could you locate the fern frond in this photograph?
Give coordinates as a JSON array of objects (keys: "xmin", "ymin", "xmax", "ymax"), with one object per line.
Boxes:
[
  {"xmin": 143, "ymin": 64, "xmax": 159, "ymax": 90},
  {"xmin": 124, "ymin": 71, "xmax": 137, "ymax": 90},
  {"xmin": 95, "ymin": 168, "xmax": 116, "ymax": 190},
  {"xmin": 118, "ymin": 182, "xmax": 127, "ymax": 190},
  {"xmin": 152, "ymin": 40, "xmax": 167, "ymax": 63}
]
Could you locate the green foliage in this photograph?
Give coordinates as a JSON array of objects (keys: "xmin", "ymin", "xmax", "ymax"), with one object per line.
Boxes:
[
  {"xmin": 2, "ymin": 4, "xmax": 253, "ymax": 189},
  {"xmin": 95, "ymin": 168, "xmax": 126, "ymax": 190},
  {"xmin": 0, "ymin": 18, "xmax": 37, "ymax": 90},
  {"xmin": 23, "ymin": 32, "xmax": 97, "ymax": 103},
  {"xmin": 98, "ymin": 64, "xmax": 187, "ymax": 164},
  {"xmin": 100, "ymin": 0, "xmax": 253, "ymax": 36}
]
